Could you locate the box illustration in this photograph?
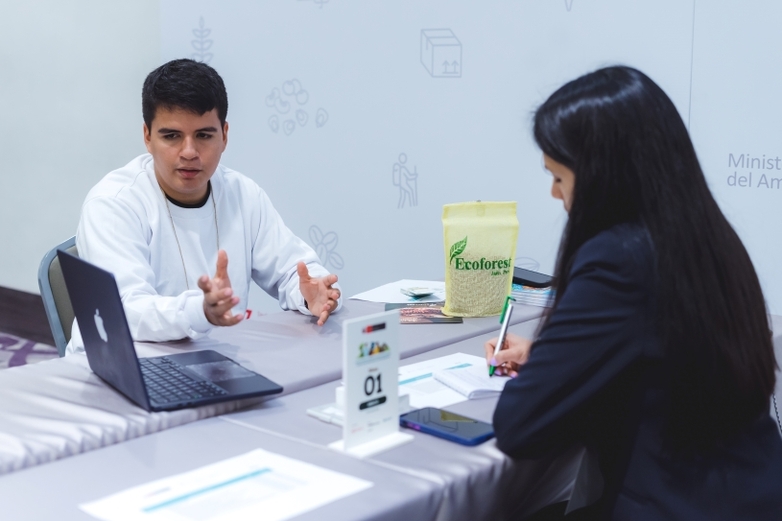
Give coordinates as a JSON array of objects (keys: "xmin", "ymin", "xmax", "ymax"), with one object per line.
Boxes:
[{"xmin": 420, "ymin": 29, "xmax": 462, "ymax": 78}]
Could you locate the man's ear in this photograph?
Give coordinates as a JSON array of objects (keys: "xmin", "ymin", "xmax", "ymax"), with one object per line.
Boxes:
[
  {"xmin": 143, "ymin": 123, "xmax": 153, "ymax": 152},
  {"xmin": 222, "ymin": 121, "xmax": 229, "ymax": 149}
]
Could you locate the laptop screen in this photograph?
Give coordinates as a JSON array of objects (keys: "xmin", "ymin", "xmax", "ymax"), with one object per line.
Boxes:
[{"xmin": 58, "ymin": 251, "xmax": 151, "ymax": 410}]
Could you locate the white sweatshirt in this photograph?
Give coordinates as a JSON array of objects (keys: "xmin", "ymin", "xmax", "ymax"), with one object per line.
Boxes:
[{"xmin": 66, "ymin": 154, "xmax": 338, "ymax": 354}]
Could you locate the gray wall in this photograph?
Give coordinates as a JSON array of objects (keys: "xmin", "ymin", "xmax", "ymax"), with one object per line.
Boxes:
[
  {"xmin": 0, "ymin": 1, "xmax": 159, "ymax": 293},
  {"xmin": 5, "ymin": 1, "xmax": 782, "ymax": 318},
  {"xmin": 160, "ymin": 0, "xmax": 694, "ymax": 314}
]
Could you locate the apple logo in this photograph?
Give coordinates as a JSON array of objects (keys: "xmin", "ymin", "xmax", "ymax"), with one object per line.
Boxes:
[{"xmin": 94, "ymin": 309, "xmax": 108, "ymax": 342}]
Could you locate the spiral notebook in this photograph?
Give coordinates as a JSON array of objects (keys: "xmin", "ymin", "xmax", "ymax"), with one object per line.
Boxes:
[{"xmin": 432, "ymin": 364, "xmax": 510, "ymax": 399}]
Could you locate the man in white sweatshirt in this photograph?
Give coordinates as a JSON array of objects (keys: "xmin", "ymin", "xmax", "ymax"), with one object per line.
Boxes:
[{"xmin": 67, "ymin": 59, "xmax": 341, "ymax": 354}]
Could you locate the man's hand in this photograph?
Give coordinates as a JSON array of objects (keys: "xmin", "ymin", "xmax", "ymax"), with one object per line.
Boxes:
[
  {"xmin": 198, "ymin": 250, "xmax": 243, "ymax": 327},
  {"xmin": 484, "ymin": 333, "xmax": 533, "ymax": 378},
  {"xmin": 297, "ymin": 261, "xmax": 340, "ymax": 326}
]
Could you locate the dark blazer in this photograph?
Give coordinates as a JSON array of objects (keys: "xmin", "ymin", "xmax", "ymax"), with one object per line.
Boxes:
[{"xmin": 494, "ymin": 224, "xmax": 782, "ymax": 520}]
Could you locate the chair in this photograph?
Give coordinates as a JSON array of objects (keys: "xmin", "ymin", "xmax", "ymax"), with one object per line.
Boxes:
[{"xmin": 38, "ymin": 237, "xmax": 78, "ymax": 356}]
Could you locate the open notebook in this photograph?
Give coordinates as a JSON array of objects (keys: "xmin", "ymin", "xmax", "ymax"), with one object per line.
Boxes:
[{"xmin": 433, "ymin": 364, "xmax": 511, "ymax": 399}]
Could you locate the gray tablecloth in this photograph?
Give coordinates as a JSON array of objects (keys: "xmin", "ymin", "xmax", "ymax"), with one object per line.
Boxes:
[
  {"xmin": 222, "ymin": 320, "xmax": 583, "ymax": 521},
  {"xmin": 0, "ymin": 418, "xmax": 444, "ymax": 521},
  {"xmin": 2, "ymin": 308, "xmax": 779, "ymax": 521},
  {"xmin": 0, "ymin": 300, "xmax": 542, "ymax": 474},
  {"xmin": 142, "ymin": 300, "xmax": 543, "ymax": 396},
  {"xmin": 0, "ymin": 353, "xmax": 250, "ymax": 474}
]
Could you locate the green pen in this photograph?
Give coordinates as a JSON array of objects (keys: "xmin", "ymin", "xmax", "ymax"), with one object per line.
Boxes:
[{"xmin": 489, "ymin": 296, "xmax": 515, "ymax": 376}]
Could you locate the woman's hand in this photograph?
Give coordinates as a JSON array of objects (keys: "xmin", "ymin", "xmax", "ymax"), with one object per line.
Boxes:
[{"xmin": 484, "ymin": 333, "xmax": 533, "ymax": 377}]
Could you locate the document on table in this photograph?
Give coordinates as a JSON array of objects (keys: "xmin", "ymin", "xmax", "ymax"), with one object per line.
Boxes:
[
  {"xmin": 79, "ymin": 449, "xmax": 373, "ymax": 521},
  {"xmin": 350, "ymin": 279, "xmax": 445, "ymax": 304},
  {"xmin": 433, "ymin": 364, "xmax": 510, "ymax": 399},
  {"xmin": 398, "ymin": 353, "xmax": 488, "ymax": 409}
]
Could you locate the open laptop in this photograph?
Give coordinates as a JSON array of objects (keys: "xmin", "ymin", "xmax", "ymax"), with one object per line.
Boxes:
[{"xmin": 58, "ymin": 250, "xmax": 283, "ymax": 412}]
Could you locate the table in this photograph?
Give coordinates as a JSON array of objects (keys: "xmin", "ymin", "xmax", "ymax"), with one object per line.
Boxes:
[
  {"xmin": 2, "ymin": 306, "xmax": 779, "ymax": 521},
  {"xmin": 0, "ymin": 318, "xmax": 580, "ymax": 521},
  {"xmin": 220, "ymin": 319, "xmax": 583, "ymax": 521},
  {"xmin": 0, "ymin": 300, "xmax": 542, "ymax": 474},
  {"xmin": 0, "ymin": 418, "xmax": 444, "ymax": 521},
  {"xmin": 144, "ymin": 299, "xmax": 545, "ymax": 396}
]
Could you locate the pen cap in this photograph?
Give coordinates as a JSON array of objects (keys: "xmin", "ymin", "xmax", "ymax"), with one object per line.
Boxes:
[
  {"xmin": 442, "ymin": 201, "xmax": 519, "ymax": 317},
  {"xmin": 499, "ymin": 295, "xmax": 514, "ymax": 323}
]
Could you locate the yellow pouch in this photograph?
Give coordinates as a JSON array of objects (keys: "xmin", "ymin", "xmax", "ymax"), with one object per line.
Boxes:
[{"xmin": 442, "ymin": 201, "xmax": 519, "ymax": 317}]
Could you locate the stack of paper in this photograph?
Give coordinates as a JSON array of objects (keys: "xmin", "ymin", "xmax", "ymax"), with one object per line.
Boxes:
[
  {"xmin": 350, "ymin": 280, "xmax": 445, "ymax": 304},
  {"xmin": 433, "ymin": 364, "xmax": 511, "ymax": 399},
  {"xmin": 398, "ymin": 353, "xmax": 487, "ymax": 408},
  {"xmin": 511, "ymin": 284, "xmax": 555, "ymax": 307}
]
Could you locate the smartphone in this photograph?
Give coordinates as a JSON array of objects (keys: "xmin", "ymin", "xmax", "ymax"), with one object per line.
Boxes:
[
  {"xmin": 513, "ymin": 267, "xmax": 553, "ymax": 288},
  {"xmin": 400, "ymin": 407, "xmax": 495, "ymax": 446}
]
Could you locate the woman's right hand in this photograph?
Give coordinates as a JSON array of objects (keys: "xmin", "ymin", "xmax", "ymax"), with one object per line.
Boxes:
[{"xmin": 484, "ymin": 333, "xmax": 533, "ymax": 377}]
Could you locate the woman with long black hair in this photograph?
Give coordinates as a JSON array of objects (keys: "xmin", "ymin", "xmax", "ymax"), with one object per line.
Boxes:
[{"xmin": 487, "ymin": 66, "xmax": 782, "ymax": 520}]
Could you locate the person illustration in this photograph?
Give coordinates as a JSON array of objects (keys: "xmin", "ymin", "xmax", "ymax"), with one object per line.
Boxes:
[{"xmin": 392, "ymin": 153, "xmax": 418, "ymax": 208}]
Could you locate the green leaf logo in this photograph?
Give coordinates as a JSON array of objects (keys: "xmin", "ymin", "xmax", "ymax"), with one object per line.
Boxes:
[{"xmin": 449, "ymin": 236, "xmax": 468, "ymax": 265}]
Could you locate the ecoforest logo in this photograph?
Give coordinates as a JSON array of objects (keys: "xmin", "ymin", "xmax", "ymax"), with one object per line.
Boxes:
[{"xmin": 449, "ymin": 237, "xmax": 511, "ymax": 276}]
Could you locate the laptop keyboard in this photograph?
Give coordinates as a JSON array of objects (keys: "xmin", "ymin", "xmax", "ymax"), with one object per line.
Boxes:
[{"xmin": 140, "ymin": 357, "xmax": 229, "ymax": 405}]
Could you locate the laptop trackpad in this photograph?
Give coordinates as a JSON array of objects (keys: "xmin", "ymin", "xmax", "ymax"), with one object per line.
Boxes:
[
  {"xmin": 187, "ymin": 360, "xmax": 256, "ymax": 382},
  {"xmin": 167, "ymin": 350, "xmax": 283, "ymax": 395}
]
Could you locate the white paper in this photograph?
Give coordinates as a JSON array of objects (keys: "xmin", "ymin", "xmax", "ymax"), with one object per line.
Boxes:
[
  {"xmin": 79, "ymin": 449, "xmax": 373, "ymax": 521},
  {"xmin": 398, "ymin": 353, "xmax": 487, "ymax": 408},
  {"xmin": 349, "ymin": 280, "xmax": 445, "ymax": 304},
  {"xmin": 433, "ymin": 364, "xmax": 510, "ymax": 399}
]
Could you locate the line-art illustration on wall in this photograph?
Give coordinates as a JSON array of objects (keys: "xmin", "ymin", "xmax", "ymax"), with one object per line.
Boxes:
[
  {"xmin": 392, "ymin": 153, "xmax": 419, "ymax": 208},
  {"xmin": 420, "ymin": 29, "xmax": 462, "ymax": 78},
  {"xmin": 191, "ymin": 17, "xmax": 213, "ymax": 64},
  {"xmin": 315, "ymin": 108, "xmax": 329, "ymax": 128},
  {"xmin": 309, "ymin": 225, "xmax": 345, "ymax": 270},
  {"xmin": 565, "ymin": 0, "xmax": 575, "ymax": 11},
  {"xmin": 266, "ymin": 79, "xmax": 329, "ymax": 136},
  {"xmin": 298, "ymin": 0, "xmax": 330, "ymax": 9}
]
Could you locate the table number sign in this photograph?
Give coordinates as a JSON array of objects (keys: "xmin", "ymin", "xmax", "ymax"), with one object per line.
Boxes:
[{"xmin": 329, "ymin": 310, "xmax": 413, "ymax": 457}]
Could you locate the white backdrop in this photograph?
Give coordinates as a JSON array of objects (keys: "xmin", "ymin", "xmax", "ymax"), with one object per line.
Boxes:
[
  {"xmin": 160, "ymin": 0, "xmax": 695, "ymax": 314},
  {"xmin": 689, "ymin": 0, "xmax": 782, "ymax": 316},
  {"xmin": 6, "ymin": 1, "xmax": 782, "ymax": 320},
  {"xmin": 0, "ymin": 0, "xmax": 159, "ymax": 298}
]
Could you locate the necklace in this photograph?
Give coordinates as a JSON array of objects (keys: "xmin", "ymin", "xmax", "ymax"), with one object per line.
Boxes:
[{"xmin": 159, "ymin": 183, "xmax": 220, "ymax": 290}]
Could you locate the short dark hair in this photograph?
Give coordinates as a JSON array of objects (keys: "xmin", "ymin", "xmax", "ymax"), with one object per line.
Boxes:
[
  {"xmin": 533, "ymin": 66, "xmax": 776, "ymax": 450},
  {"xmin": 142, "ymin": 59, "xmax": 228, "ymax": 129}
]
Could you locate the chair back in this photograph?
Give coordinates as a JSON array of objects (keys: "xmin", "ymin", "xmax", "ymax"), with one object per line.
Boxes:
[{"xmin": 38, "ymin": 237, "xmax": 78, "ymax": 356}]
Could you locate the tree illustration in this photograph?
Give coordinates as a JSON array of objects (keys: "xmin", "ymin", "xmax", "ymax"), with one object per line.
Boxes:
[{"xmin": 191, "ymin": 17, "xmax": 213, "ymax": 64}]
